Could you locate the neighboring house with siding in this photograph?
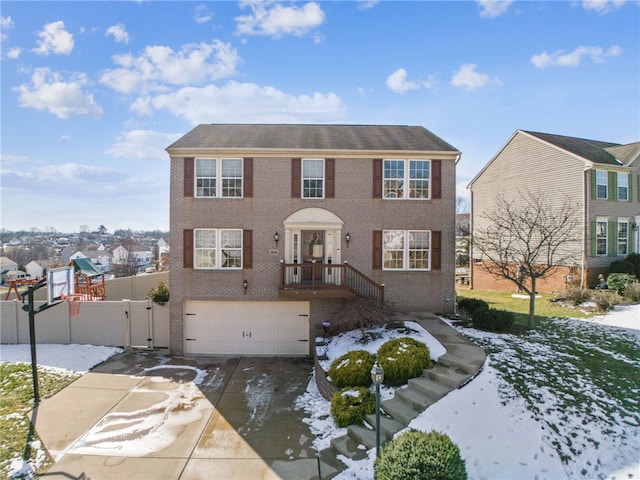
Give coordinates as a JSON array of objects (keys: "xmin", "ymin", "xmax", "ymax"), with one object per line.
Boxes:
[
  {"xmin": 468, "ymin": 130, "xmax": 640, "ymax": 293},
  {"xmin": 167, "ymin": 124, "xmax": 460, "ymax": 356}
]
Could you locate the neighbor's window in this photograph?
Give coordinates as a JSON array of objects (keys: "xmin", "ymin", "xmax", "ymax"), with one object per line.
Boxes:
[
  {"xmin": 596, "ymin": 170, "xmax": 608, "ymax": 200},
  {"xmin": 195, "ymin": 158, "xmax": 243, "ymax": 198},
  {"xmin": 618, "ymin": 220, "xmax": 628, "ymax": 256},
  {"xmin": 302, "ymin": 159, "xmax": 324, "ymax": 198},
  {"xmin": 596, "ymin": 220, "xmax": 607, "ymax": 256},
  {"xmin": 617, "ymin": 173, "xmax": 629, "ymax": 201},
  {"xmin": 194, "ymin": 228, "xmax": 242, "ymax": 269},
  {"xmin": 383, "ymin": 230, "xmax": 431, "ymax": 270},
  {"xmin": 384, "ymin": 159, "xmax": 430, "ymax": 199}
]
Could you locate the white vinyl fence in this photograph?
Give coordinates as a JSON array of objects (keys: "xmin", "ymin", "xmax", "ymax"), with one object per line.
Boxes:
[{"xmin": 0, "ymin": 299, "xmax": 170, "ymax": 349}]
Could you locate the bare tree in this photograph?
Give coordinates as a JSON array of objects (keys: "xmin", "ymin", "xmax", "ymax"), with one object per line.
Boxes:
[{"xmin": 472, "ymin": 189, "xmax": 581, "ymax": 328}]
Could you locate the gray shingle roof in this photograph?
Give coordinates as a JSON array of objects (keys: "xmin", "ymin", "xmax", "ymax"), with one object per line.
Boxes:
[
  {"xmin": 167, "ymin": 124, "xmax": 459, "ymax": 153},
  {"xmin": 524, "ymin": 131, "xmax": 621, "ymax": 166}
]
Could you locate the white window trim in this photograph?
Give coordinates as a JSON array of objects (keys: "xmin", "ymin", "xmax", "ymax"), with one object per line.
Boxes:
[
  {"xmin": 383, "ymin": 159, "xmax": 431, "ymax": 200},
  {"xmin": 595, "ymin": 218, "xmax": 608, "ymax": 257},
  {"xmin": 617, "ymin": 219, "xmax": 629, "ymax": 256},
  {"xmin": 194, "ymin": 228, "xmax": 243, "ymax": 270},
  {"xmin": 195, "ymin": 158, "xmax": 243, "ymax": 198},
  {"xmin": 617, "ymin": 173, "xmax": 629, "ymax": 202},
  {"xmin": 302, "ymin": 158, "xmax": 325, "ymax": 199},
  {"xmin": 382, "ymin": 229, "xmax": 431, "ymax": 271},
  {"xmin": 595, "ymin": 170, "xmax": 608, "ymax": 200}
]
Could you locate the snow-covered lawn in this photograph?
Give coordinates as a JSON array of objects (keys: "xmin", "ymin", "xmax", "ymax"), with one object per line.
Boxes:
[
  {"xmin": 1, "ymin": 305, "xmax": 638, "ymax": 480},
  {"xmin": 299, "ymin": 305, "xmax": 640, "ymax": 480}
]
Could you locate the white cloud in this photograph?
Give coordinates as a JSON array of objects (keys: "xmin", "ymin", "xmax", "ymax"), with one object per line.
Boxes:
[
  {"xmin": 131, "ymin": 81, "xmax": 345, "ymax": 124},
  {"xmin": 357, "ymin": 0, "xmax": 380, "ymax": 10},
  {"xmin": 100, "ymin": 40, "xmax": 240, "ymax": 94},
  {"xmin": 235, "ymin": 1, "xmax": 325, "ymax": 38},
  {"xmin": 531, "ymin": 45, "xmax": 621, "ymax": 68},
  {"xmin": 105, "ymin": 130, "xmax": 182, "ymax": 160},
  {"xmin": 581, "ymin": 0, "xmax": 626, "ymax": 14},
  {"xmin": 450, "ymin": 64, "xmax": 491, "ymax": 90},
  {"xmin": 386, "ymin": 68, "xmax": 420, "ymax": 94},
  {"xmin": 33, "ymin": 21, "xmax": 74, "ymax": 55},
  {"xmin": 106, "ymin": 23, "xmax": 130, "ymax": 44},
  {"xmin": 477, "ymin": 0, "xmax": 514, "ymax": 18},
  {"xmin": 1, "ymin": 16, "xmax": 14, "ymax": 41},
  {"xmin": 6, "ymin": 47, "xmax": 21, "ymax": 59},
  {"xmin": 194, "ymin": 4, "xmax": 213, "ymax": 24},
  {"xmin": 14, "ymin": 68, "xmax": 103, "ymax": 119}
]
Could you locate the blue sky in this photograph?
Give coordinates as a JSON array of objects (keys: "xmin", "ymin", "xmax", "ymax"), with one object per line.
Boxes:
[{"xmin": 1, "ymin": 0, "xmax": 638, "ymax": 233}]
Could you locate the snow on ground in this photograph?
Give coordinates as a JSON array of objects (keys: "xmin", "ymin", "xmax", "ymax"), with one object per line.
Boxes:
[{"xmin": 0, "ymin": 344, "xmax": 123, "ymax": 373}]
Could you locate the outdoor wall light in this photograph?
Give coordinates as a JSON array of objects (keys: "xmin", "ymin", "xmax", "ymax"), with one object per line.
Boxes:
[
  {"xmin": 345, "ymin": 232, "xmax": 351, "ymax": 247},
  {"xmin": 274, "ymin": 232, "xmax": 279, "ymax": 246},
  {"xmin": 243, "ymin": 279, "xmax": 248, "ymax": 293}
]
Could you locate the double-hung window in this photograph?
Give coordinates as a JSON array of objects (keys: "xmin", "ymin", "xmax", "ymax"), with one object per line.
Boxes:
[
  {"xmin": 194, "ymin": 228, "xmax": 242, "ymax": 269},
  {"xmin": 383, "ymin": 159, "xmax": 430, "ymax": 199},
  {"xmin": 617, "ymin": 173, "xmax": 629, "ymax": 201},
  {"xmin": 618, "ymin": 220, "xmax": 628, "ymax": 255},
  {"xmin": 302, "ymin": 159, "xmax": 324, "ymax": 198},
  {"xmin": 383, "ymin": 230, "xmax": 431, "ymax": 270},
  {"xmin": 595, "ymin": 170, "xmax": 608, "ymax": 199},
  {"xmin": 195, "ymin": 158, "xmax": 243, "ymax": 198},
  {"xmin": 595, "ymin": 219, "xmax": 607, "ymax": 256}
]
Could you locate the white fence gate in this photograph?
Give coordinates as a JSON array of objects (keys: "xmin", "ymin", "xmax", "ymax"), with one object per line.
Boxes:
[{"xmin": 0, "ymin": 299, "xmax": 170, "ymax": 349}]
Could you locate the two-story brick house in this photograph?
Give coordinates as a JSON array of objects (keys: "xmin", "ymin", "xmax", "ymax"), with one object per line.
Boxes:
[
  {"xmin": 167, "ymin": 124, "xmax": 460, "ymax": 355},
  {"xmin": 469, "ymin": 130, "xmax": 640, "ymax": 293}
]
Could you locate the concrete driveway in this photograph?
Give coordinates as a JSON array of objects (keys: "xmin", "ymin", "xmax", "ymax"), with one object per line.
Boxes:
[{"xmin": 35, "ymin": 351, "xmax": 321, "ymax": 479}]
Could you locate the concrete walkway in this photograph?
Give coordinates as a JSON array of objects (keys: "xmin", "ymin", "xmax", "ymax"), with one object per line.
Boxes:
[
  {"xmin": 35, "ymin": 354, "xmax": 320, "ymax": 480},
  {"xmin": 318, "ymin": 312, "xmax": 487, "ymax": 478}
]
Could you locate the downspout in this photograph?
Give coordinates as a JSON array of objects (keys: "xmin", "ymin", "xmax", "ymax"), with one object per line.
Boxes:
[{"xmin": 582, "ymin": 167, "xmax": 590, "ymax": 288}]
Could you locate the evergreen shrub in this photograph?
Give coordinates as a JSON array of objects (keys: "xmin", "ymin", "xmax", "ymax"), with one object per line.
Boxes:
[
  {"xmin": 608, "ymin": 260, "xmax": 636, "ymax": 276},
  {"xmin": 472, "ymin": 308, "xmax": 514, "ymax": 333},
  {"xmin": 146, "ymin": 280, "xmax": 170, "ymax": 305},
  {"xmin": 377, "ymin": 337, "xmax": 431, "ymax": 386},
  {"xmin": 374, "ymin": 429, "xmax": 468, "ymax": 480},
  {"xmin": 606, "ymin": 273, "xmax": 638, "ymax": 295},
  {"xmin": 328, "ymin": 350, "xmax": 376, "ymax": 388},
  {"xmin": 457, "ymin": 297, "xmax": 489, "ymax": 317},
  {"xmin": 330, "ymin": 386, "xmax": 375, "ymax": 427}
]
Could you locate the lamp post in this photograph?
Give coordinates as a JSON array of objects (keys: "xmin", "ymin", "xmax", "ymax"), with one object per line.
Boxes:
[{"xmin": 370, "ymin": 359, "xmax": 384, "ymax": 456}]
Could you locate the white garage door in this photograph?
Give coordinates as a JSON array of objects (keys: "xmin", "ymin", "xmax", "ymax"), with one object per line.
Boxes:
[{"xmin": 183, "ymin": 301, "xmax": 310, "ymax": 356}]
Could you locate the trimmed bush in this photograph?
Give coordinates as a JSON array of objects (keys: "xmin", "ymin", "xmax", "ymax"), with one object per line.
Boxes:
[
  {"xmin": 375, "ymin": 429, "xmax": 467, "ymax": 480},
  {"xmin": 624, "ymin": 253, "xmax": 640, "ymax": 279},
  {"xmin": 591, "ymin": 289, "xmax": 623, "ymax": 312},
  {"xmin": 608, "ymin": 260, "xmax": 636, "ymax": 276},
  {"xmin": 472, "ymin": 308, "xmax": 514, "ymax": 333},
  {"xmin": 377, "ymin": 337, "xmax": 432, "ymax": 386},
  {"xmin": 328, "ymin": 350, "xmax": 376, "ymax": 388},
  {"xmin": 564, "ymin": 286, "xmax": 592, "ymax": 306},
  {"xmin": 606, "ymin": 273, "xmax": 638, "ymax": 295},
  {"xmin": 330, "ymin": 386, "xmax": 375, "ymax": 427},
  {"xmin": 457, "ymin": 297, "xmax": 489, "ymax": 316}
]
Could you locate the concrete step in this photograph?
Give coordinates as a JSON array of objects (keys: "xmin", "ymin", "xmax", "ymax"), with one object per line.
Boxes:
[
  {"xmin": 407, "ymin": 376, "xmax": 451, "ymax": 401},
  {"xmin": 347, "ymin": 424, "xmax": 377, "ymax": 449},
  {"xmin": 395, "ymin": 386, "xmax": 436, "ymax": 411},
  {"xmin": 330, "ymin": 434, "xmax": 368, "ymax": 461},
  {"xmin": 437, "ymin": 353, "xmax": 479, "ymax": 374},
  {"xmin": 425, "ymin": 364, "xmax": 472, "ymax": 389},
  {"xmin": 364, "ymin": 413, "xmax": 405, "ymax": 440},
  {"xmin": 380, "ymin": 396, "xmax": 421, "ymax": 424},
  {"xmin": 316, "ymin": 449, "xmax": 346, "ymax": 479}
]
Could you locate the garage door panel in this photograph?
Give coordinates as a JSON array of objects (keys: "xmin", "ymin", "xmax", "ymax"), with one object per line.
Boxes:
[{"xmin": 184, "ymin": 301, "xmax": 310, "ymax": 356}]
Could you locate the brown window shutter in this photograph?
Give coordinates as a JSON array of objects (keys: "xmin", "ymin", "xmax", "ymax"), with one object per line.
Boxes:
[
  {"xmin": 373, "ymin": 159, "xmax": 382, "ymax": 198},
  {"xmin": 244, "ymin": 158, "xmax": 253, "ymax": 198},
  {"xmin": 243, "ymin": 230, "xmax": 253, "ymax": 269},
  {"xmin": 325, "ymin": 158, "xmax": 335, "ymax": 198},
  {"xmin": 291, "ymin": 158, "xmax": 301, "ymax": 198},
  {"xmin": 372, "ymin": 230, "xmax": 382, "ymax": 269},
  {"xmin": 432, "ymin": 230, "xmax": 441, "ymax": 270},
  {"xmin": 184, "ymin": 157, "xmax": 194, "ymax": 197},
  {"xmin": 432, "ymin": 160, "xmax": 441, "ymax": 199},
  {"xmin": 183, "ymin": 229, "xmax": 193, "ymax": 268}
]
